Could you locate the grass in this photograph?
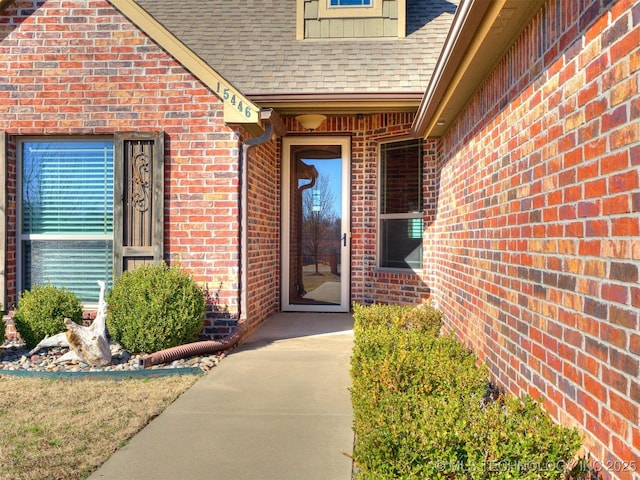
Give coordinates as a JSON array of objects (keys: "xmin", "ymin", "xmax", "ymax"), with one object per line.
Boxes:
[{"xmin": 0, "ymin": 373, "xmax": 200, "ymax": 480}]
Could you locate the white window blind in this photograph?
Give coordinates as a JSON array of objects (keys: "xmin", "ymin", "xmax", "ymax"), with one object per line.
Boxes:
[{"xmin": 21, "ymin": 140, "xmax": 114, "ymax": 303}]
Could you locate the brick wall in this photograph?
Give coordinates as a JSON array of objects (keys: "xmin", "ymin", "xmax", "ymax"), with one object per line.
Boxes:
[
  {"xmin": 0, "ymin": 1, "xmax": 438, "ymax": 342},
  {"xmin": 0, "ymin": 0, "xmax": 242, "ymax": 333},
  {"xmin": 245, "ymin": 115, "xmax": 436, "ymax": 324},
  {"xmin": 428, "ymin": 0, "xmax": 640, "ymax": 475},
  {"xmin": 288, "ymin": 113, "xmax": 436, "ymax": 307},
  {"xmin": 245, "ymin": 139, "xmax": 280, "ymax": 333}
]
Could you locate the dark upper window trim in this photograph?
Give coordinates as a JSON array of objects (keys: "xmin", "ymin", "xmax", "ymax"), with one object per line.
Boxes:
[{"xmin": 318, "ymin": 0, "xmax": 382, "ymax": 18}]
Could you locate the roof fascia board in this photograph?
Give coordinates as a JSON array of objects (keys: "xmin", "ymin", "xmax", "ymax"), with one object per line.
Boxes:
[
  {"xmin": 410, "ymin": 0, "xmax": 498, "ymax": 138},
  {"xmin": 108, "ymin": 0, "xmax": 262, "ymax": 127},
  {"xmin": 264, "ymin": 101, "xmax": 419, "ymax": 115},
  {"xmin": 250, "ymin": 92, "xmax": 423, "ymax": 114}
]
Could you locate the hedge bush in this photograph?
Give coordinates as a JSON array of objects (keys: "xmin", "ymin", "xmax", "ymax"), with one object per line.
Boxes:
[
  {"xmin": 106, "ymin": 263, "xmax": 205, "ymax": 353},
  {"xmin": 462, "ymin": 395, "xmax": 585, "ymax": 479},
  {"xmin": 353, "ymin": 302, "xmax": 443, "ymax": 335},
  {"xmin": 351, "ymin": 303, "xmax": 583, "ymax": 480},
  {"xmin": 13, "ymin": 284, "xmax": 83, "ymax": 350}
]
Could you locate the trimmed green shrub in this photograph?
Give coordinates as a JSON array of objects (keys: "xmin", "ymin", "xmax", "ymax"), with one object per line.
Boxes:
[
  {"xmin": 462, "ymin": 395, "xmax": 584, "ymax": 479},
  {"xmin": 351, "ymin": 303, "xmax": 583, "ymax": 480},
  {"xmin": 13, "ymin": 284, "xmax": 83, "ymax": 350},
  {"xmin": 352, "ymin": 302, "xmax": 443, "ymax": 335},
  {"xmin": 106, "ymin": 263, "xmax": 205, "ymax": 353},
  {"xmin": 351, "ymin": 322, "xmax": 488, "ymax": 478}
]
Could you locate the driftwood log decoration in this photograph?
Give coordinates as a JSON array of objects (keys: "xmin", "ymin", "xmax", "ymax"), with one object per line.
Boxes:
[{"xmin": 28, "ymin": 281, "xmax": 112, "ymax": 366}]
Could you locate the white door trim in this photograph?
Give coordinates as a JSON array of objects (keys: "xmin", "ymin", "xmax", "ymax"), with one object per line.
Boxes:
[{"xmin": 281, "ymin": 136, "xmax": 351, "ymax": 312}]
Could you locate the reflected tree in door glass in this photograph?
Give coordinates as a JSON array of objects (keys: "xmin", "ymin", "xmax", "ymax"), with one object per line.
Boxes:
[
  {"xmin": 303, "ymin": 173, "xmax": 339, "ymax": 275},
  {"xmin": 292, "ymin": 154, "xmax": 343, "ymax": 305}
]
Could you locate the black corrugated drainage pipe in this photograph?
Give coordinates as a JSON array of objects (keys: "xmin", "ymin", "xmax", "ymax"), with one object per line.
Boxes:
[{"xmin": 141, "ymin": 111, "xmax": 283, "ymax": 369}]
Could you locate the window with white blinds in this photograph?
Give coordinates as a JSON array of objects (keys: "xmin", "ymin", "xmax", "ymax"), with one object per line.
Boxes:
[
  {"xmin": 378, "ymin": 139, "xmax": 423, "ymax": 270},
  {"xmin": 20, "ymin": 140, "xmax": 114, "ymax": 304}
]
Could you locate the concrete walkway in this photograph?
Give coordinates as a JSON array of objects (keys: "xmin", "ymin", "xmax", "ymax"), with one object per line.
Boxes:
[{"xmin": 89, "ymin": 312, "xmax": 354, "ymax": 480}]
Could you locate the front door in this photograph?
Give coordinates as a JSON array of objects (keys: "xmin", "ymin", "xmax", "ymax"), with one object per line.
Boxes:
[{"xmin": 282, "ymin": 137, "xmax": 350, "ymax": 312}]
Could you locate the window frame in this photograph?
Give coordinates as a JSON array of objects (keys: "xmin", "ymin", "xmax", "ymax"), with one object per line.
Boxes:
[
  {"xmin": 16, "ymin": 136, "xmax": 115, "ymax": 307},
  {"xmin": 16, "ymin": 132, "xmax": 164, "ymax": 307},
  {"xmin": 377, "ymin": 137, "xmax": 424, "ymax": 272},
  {"xmin": 329, "ymin": 0, "xmax": 372, "ymax": 6},
  {"xmin": 319, "ymin": 0, "xmax": 382, "ymax": 18}
]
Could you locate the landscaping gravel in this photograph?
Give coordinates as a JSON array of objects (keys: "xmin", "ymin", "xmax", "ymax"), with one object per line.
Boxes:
[{"xmin": 0, "ymin": 340, "xmax": 223, "ymax": 374}]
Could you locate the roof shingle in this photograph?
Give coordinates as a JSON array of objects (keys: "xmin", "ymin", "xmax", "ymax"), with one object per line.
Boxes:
[{"xmin": 133, "ymin": 0, "xmax": 458, "ymax": 96}]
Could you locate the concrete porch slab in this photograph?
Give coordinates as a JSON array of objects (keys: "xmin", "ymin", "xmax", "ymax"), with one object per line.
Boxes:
[{"xmin": 89, "ymin": 312, "xmax": 354, "ymax": 480}]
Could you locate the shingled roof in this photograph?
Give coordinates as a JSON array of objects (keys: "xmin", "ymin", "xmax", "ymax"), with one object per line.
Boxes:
[{"xmin": 133, "ymin": 0, "xmax": 458, "ymax": 98}]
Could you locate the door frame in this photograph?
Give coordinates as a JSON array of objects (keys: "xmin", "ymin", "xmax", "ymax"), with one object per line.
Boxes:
[{"xmin": 281, "ymin": 136, "xmax": 351, "ymax": 312}]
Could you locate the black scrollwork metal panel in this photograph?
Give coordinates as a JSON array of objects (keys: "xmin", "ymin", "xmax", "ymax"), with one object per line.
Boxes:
[
  {"xmin": 129, "ymin": 150, "xmax": 151, "ymax": 213},
  {"xmin": 124, "ymin": 140, "xmax": 154, "ymax": 248}
]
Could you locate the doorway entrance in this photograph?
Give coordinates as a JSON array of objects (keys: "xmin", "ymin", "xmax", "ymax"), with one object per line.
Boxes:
[{"xmin": 281, "ymin": 137, "xmax": 351, "ymax": 312}]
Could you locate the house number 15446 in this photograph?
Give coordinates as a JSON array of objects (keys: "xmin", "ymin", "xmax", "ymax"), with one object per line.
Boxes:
[{"xmin": 215, "ymin": 81, "xmax": 253, "ymax": 119}]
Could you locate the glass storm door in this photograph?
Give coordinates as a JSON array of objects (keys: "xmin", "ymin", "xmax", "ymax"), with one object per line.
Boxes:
[{"xmin": 282, "ymin": 137, "xmax": 350, "ymax": 312}]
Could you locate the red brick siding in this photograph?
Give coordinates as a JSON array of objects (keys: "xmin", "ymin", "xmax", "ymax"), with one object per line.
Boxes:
[
  {"xmin": 0, "ymin": 0, "xmax": 438, "ymax": 342},
  {"xmin": 287, "ymin": 114, "xmax": 436, "ymax": 307},
  {"xmin": 245, "ymin": 139, "xmax": 280, "ymax": 332},
  {"xmin": 429, "ymin": 0, "xmax": 640, "ymax": 474},
  {"xmin": 0, "ymin": 1, "xmax": 241, "ymax": 333}
]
